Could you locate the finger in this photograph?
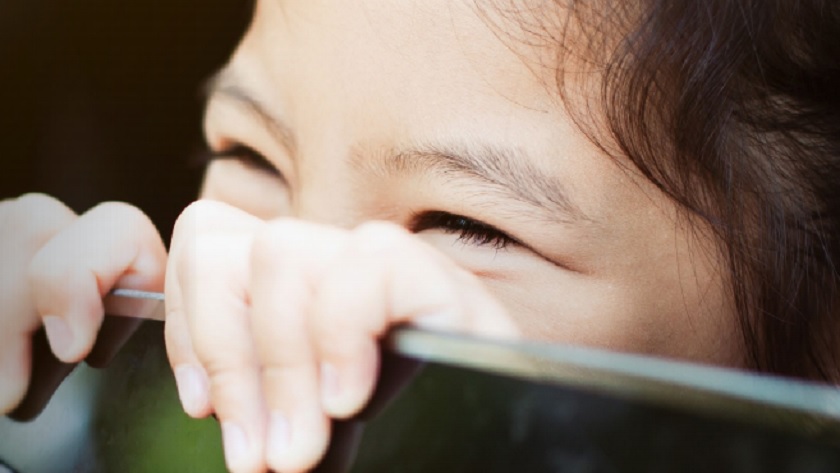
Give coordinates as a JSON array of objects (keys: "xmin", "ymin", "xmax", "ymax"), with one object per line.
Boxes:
[
  {"xmin": 164, "ymin": 258, "xmax": 211, "ymax": 418},
  {"xmin": 311, "ymin": 222, "xmax": 519, "ymax": 419},
  {"xmin": 250, "ymin": 219, "xmax": 346, "ymax": 472},
  {"xmin": 361, "ymin": 223, "xmax": 518, "ymax": 337},
  {"xmin": 310, "ymin": 222, "xmax": 460, "ymax": 419},
  {"xmin": 166, "ymin": 200, "xmax": 267, "ymax": 418},
  {"xmin": 165, "ymin": 209, "xmax": 210, "ymax": 419},
  {"xmin": 0, "ymin": 194, "xmax": 76, "ymax": 414},
  {"xmin": 27, "ymin": 202, "xmax": 166, "ymax": 363},
  {"xmin": 169, "ymin": 200, "xmax": 267, "ymax": 473}
]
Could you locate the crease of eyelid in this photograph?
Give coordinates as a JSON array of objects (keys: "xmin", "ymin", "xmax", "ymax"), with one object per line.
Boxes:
[
  {"xmin": 202, "ymin": 69, "xmax": 299, "ymax": 160},
  {"xmin": 410, "ymin": 210, "xmax": 585, "ymax": 274},
  {"xmin": 411, "ymin": 210, "xmax": 518, "ymax": 250},
  {"xmin": 196, "ymin": 145, "xmax": 289, "ymax": 186}
]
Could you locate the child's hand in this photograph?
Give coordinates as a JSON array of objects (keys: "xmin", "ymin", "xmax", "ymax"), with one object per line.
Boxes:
[
  {"xmin": 0, "ymin": 194, "xmax": 167, "ymax": 414},
  {"xmin": 165, "ymin": 200, "xmax": 519, "ymax": 473}
]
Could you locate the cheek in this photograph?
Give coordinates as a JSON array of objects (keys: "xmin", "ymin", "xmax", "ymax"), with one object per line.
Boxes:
[
  {"xmin": 634, "ymin": 227, "xmax": 742, "ymax": 365},
  {"xmin": 479, "ymin": 234, "xmax": 742, "ymax": 367},
  {"xmin": 482, "ymin": 270, "xmax": 651, "ymax": 349}
]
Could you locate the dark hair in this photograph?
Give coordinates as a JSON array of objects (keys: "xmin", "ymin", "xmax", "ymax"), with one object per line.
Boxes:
[
  {"xmin": 485, "ymin": 0, "xmax": 840, "ymax": 381},
  {"xmin": 605, "ymin": 0, "xmax": 840, "ymax": 381}
]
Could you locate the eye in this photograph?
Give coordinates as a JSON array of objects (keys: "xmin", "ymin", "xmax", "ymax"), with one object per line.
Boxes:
[
  {"xmin": 199, "ymin": 143, "xmax": 283, "ymax": 179},
  {"xmin": 411, "ymin": 211, "xmax": 518, "ymax": 250}
]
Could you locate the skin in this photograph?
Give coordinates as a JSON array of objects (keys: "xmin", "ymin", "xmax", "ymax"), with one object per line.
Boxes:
[
  {"xmin": 201, "ymin": 0, "xmax": 742, "ymax": 362},
  {"xmin": 0, "ymin": 1, "xmax": 745, "ymax": 472}
]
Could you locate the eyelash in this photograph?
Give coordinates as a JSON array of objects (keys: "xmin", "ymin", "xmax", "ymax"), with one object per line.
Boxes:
[
  {"xmin": 411, "ymin": 211, "xmax": 518, "ymax": 250},
  {"xmin": 200, "ymin": 143, "xmax": 282, "ymax": 177},
  {"xmin": 199, "ymin": 145, "xmax": 516, "ymax": 250}
]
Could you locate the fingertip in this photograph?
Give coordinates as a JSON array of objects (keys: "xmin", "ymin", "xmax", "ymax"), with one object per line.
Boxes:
[
  {"xmin": 221, "ymin": 421, "xmax": 266, "ymax": 473},
  {"xmin": 319, "ymin": 343, "xmax": 379, "ymax": 419},
  {"xmin": 265, "ymin": 406, "xmax": 331, "ymax": 473},
  {"xmin": 174, "ymin": 364, "xmax": 211, "ymax": 418},
  {"xmin": 29, "ymin": 284, "xmax": 106, "ymax": 363},
  {"xmin": 265, "ymin": 411, "xmax": 290, "ymax": 461},
  {"xmin": 42, "ymin": 312, "xmax": 100, "ymax": 363},
  {"xmin": 42, "ymin": 315, "xmax": 76, "ymax": 362},
  {"xmin": 163, "ymin": 290, "xmax": 210, "ymax": 417},
  {"xmin": 319, "ymin": 362, "xmax": 342, "ymax": 413}
]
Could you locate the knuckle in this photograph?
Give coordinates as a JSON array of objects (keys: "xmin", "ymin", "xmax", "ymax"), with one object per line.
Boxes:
[
  {"xmin": 87, "ymin": 202, "xmax": 163, "ymax": 250},
  {"xmin": 252, "ymin": 218, "xmax": 302, "ymax": 260},
  {"xmin": 2, "ymin": 193, "xmax": 75, "ymax": 241},
  {"xmin": 27, "ymin": 247, "xmax": 69, "ymax": 293},
  {"xmin": 172, "ymin": 200, "xmax": 218, "ymax": 239},
  {"xmin": 205, "ymin": 369, "xmax": 257, "ymax": 410},
  {"xmin": 184, "ymin": 198, "xmax": 223, "ymax": 214},
  {"xmin": 352, "ymin": 220, "xmax": 413, "ymax": 254},
  {"xmin": 171, "ymin": 202, "xmax": 200, "ymax": 238},
  {"xmin": 354, "ymin": 220, "xmax": 409, "ymax": 240},
  {"xmin": 87, "ymin": 201, "xmax": 151, "ymax": 227},
  {"xmin": 15, "ymin": 192, "xmax": 64, "ymax": 211},
  {"xmin": 27, "ymin": 253, "xmax": 97, "ymax": 320},
  {"xmin": 311, "ymin": 312, "xmax": 342, "ymax": 343},
  {"xmin": 172, "ymin": 200, "xmax": 255, "ymax": 251},
  {"xmin": 314, "ymin": 328, "xmax": 356, "ymax": 360},
  {"xmin": 192, "ymin": 234, "xmax": 244, "ymax": 277},
  {"xmin": 260, "ymin": 363, "xmax": 294, "ymax": 385},
  {"xmin": 175, "ymin": 199, "xmax": 229, "ymax": 229},
  {"xmin": 198, "ymin": 350, "xmax": 255, "ymax": 381}
]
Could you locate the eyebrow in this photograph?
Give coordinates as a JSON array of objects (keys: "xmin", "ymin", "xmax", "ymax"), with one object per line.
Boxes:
[
  {"xmin": 205, "ymin": 69, "xmax": 590, "ymax": 225},
  {"xmin": 358, "ymin": 144, "xmax": 590, "ymax": 225}
]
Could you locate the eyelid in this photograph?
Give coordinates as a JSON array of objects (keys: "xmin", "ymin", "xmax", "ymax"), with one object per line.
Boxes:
[
  {"xmin": 411, "ymin": 210, "xmax": 581, "ymax": 272},
  {"xmin": 201, "ymin": 143, "xmax": 284, "ymax": 179},
  {"xmin": 410, "ymin": 211, "xmax": 520, "ymax": 250}
]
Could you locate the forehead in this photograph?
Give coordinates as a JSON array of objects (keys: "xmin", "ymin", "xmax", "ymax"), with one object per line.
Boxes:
[
  {"xmin": 214, "ymin": 0, "xmax": 656, "ymax": 238},
  {"xmin": 218, "ymin": 0, "xmax": 671, "ymax": 224},
  {"xmin": 238, "ymin": 0, "xmax": 560, "ymax": 128}
]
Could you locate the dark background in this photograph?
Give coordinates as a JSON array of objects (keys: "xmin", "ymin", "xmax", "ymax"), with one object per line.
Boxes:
[{"xmin": 0, "ymin": 0, "xmax": 252, "ymax": 241}]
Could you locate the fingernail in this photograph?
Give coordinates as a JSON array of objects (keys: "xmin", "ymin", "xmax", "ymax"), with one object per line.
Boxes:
[
  {"xmin": 320, "ymin": 362, "xmax": 340, "ymax": 406},
  {"xmin": 221, "ymin": 421, "xmax": 249, "ymax": 469},
  {"xmin": 268, "ymin": 406, "xmax": 329, "ymax": 472},
  {"xmin": 267, "ymin": 411, "xmax": 290, "ymax": 459},
  {"xmin": 42, "ymin": 315, "xmax": 74, "ymax": 359},
  {"xmin": 174, "ymin": 365, "xmax": 209, "ymax": 415}
]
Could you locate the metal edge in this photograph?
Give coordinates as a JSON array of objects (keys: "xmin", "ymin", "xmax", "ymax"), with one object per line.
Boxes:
[
  {"xmin": 103, "ymin": 290, "xmax": 840, "ymax": 440},
  {"xmin": 385, "ymin": 327, "xmax": 840, "ymax": 441}
]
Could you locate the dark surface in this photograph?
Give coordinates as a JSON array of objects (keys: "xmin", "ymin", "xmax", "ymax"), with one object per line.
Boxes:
[
  {"xmin": 0, "ymin": 0, "xmax": 251, "ymax": 240},
  {"xmin": 3, "ymin": 321, "xmax": 840, "ymax": 473}
]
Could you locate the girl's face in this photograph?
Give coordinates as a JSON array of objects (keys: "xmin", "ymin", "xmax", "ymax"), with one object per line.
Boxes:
[{"xmin": 202, "ymin": 0, "xmax": 743, "ymax": 367}]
